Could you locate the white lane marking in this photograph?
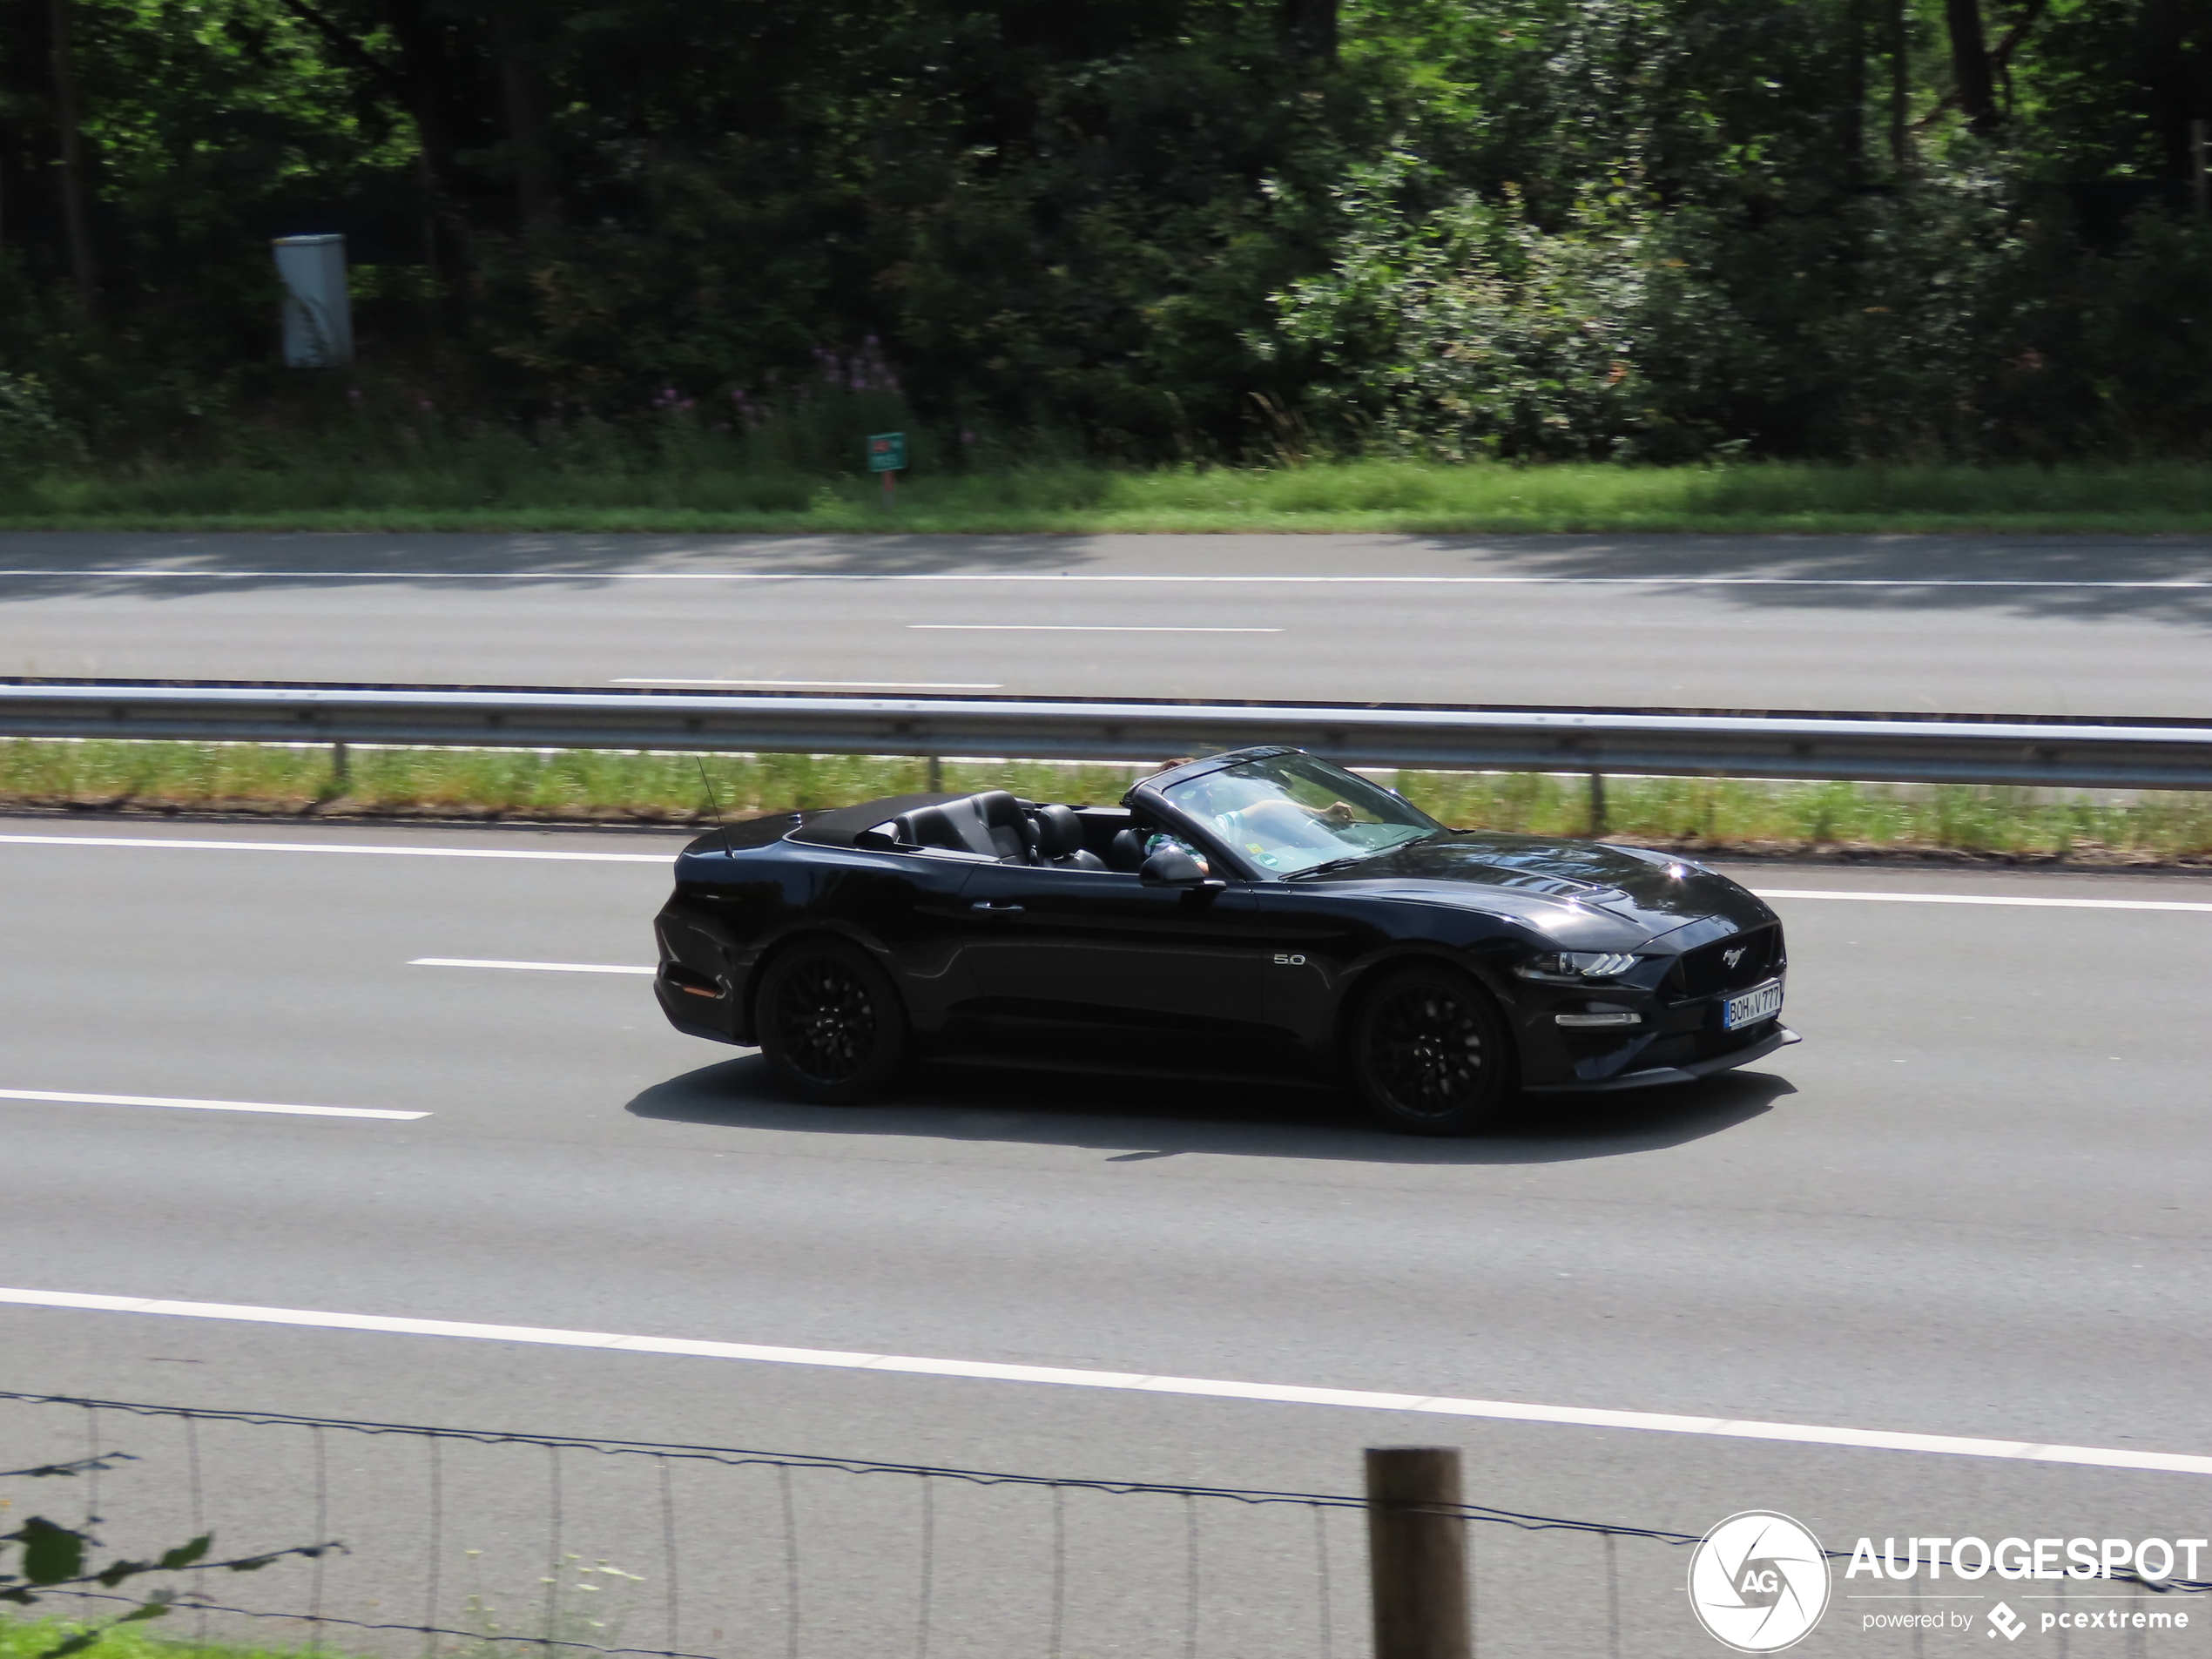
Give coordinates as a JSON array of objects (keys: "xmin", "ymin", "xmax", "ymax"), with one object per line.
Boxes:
[
  {"xmin": 614, "ymin": 678, "xmax": 1003, "ymax": 689},
  {"xmin": 411, "ymin": 957, "xmax": 654, "ymax": 974},
  {"xmin": 5, "ymin": 570, "xmax": 2212, "ymax": 589},
  {"xmin": 0, "ymin": 1091, "xmax": 427, "ymax": 1121},
  {"xmin": 0, "ymin": 834, "xmax": 665, "ymax": 862},
  {"xmin": 908, "ymin": 624, "xmax": 1284, "ymax": 633},
  {"xmin": 1754, "ymin": 888, "xmax": 2212, "ymax": 914},
  {"xmin": 2, "ymin": 839, "xmax": 2204, "ymax": 911},
  {"xmin": 1, "ymin": 1289, "xmax": 2202, "ymax": 1477}
]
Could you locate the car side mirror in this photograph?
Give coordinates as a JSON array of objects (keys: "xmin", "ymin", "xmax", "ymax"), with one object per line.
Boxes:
[{"xmin": 1139, "ymin": 849, "xmax": 1223, "ymax": 891}]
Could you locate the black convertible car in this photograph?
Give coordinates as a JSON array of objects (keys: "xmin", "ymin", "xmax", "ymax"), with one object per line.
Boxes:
[{"xmin": 652, "ymin": 746, "xmax": 1797, "ymax": 1134}]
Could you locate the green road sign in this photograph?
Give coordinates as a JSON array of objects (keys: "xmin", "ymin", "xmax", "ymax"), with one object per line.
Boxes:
[{"xmin": 867, "ymin": 431, "xmax": 907, "ymax": 472}]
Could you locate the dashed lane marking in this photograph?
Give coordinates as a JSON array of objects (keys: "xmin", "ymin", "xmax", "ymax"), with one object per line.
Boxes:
[
  {"xmin": 410, "ymin": 957, "xmax": 654, "ymax": 974},
  {"xmin": 1753, "ymin": 888, "xmax": 2212, "ymax": 914},
  {"xmin": 0, "ymin": 1090, "xmax": 428, "ymax": 1121},
  {"xmin": 0, "ymin": 834, "xmax": 664, "ymax": 861},
  {"xmin": 907, "ymin": 624, "xmax": 1284, "ymax": 632},
  {"xmin": 613, "ymin": 677, "xmax": 1002, "ymax": 689}
]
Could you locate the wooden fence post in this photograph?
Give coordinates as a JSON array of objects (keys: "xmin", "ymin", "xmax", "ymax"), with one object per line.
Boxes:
[{"xmin": 1366, "ymin": 1446, "xmax": 1471, "ymax": 1659}]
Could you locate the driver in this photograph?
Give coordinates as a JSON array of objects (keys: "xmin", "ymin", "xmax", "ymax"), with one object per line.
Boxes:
[{"xmin": 1176, "ymin": 768, "xmax": 1359, "ymax": 853}]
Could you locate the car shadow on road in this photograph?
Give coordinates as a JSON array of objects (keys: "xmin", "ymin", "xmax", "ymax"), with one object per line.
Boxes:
[{"xmin": 624, "ymin": 1055, "xmax": 1792, "ymax": 1165}]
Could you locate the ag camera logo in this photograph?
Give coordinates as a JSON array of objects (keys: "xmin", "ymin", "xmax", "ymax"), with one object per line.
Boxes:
[{"xmin": 1689, "ymin": 1511, "xmax": 1832, "ymax": 1652}]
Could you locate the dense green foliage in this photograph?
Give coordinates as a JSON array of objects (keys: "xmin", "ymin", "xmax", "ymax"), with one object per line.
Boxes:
[{"xmin": 0, "ymin": 0, "xmax": 2206, "ymax": 467}]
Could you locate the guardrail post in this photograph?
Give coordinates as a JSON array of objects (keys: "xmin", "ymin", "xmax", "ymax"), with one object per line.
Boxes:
[
  {"xmin": 331, "ymin": 740, "xmax": 350, "ymax": 786},
  {"xmin": 1587, "ymin": 771, "xmax": 1606, "ymax": 836},
  {"xmin": 925, "ymin": 754, "xmax": 942, "ymax": 791},
  {"xmin": 1366, "ymin": 1447, "xmax": 1471, "ymax": 1659}
]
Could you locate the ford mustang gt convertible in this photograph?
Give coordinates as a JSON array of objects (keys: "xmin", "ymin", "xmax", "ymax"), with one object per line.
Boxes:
[{"xmin": 651, "ymin": 746, "xmax": 1797, "ymax": 1135}]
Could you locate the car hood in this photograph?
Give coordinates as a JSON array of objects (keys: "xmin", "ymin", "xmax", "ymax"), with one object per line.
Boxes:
[{"xmin": 1291, "ymin": 832, "xmax": 1772, "ymax": 941}]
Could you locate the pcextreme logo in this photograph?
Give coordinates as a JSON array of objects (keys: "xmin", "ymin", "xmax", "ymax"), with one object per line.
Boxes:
[{"xmin": 1689, "ymin": 1511, "xmax": 1833, "ymax": 1652}]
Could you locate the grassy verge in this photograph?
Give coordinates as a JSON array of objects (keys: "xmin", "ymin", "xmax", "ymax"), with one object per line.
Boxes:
[
  {"xmin": 0, "ymin": 1620, "xmax": 341, "ymax": 1659},
  {"xmin": 8, "ymin": 460, "xmax": 2212, "ymax": 535},
  {"xmin": 7, "ymin": 740, "xmax": 2211, "ymax": 865}
]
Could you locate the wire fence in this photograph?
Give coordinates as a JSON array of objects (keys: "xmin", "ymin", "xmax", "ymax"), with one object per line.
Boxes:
[{"xmin": 3, "ymin": 1389, "xmax": 2206, "ymax": 1659}]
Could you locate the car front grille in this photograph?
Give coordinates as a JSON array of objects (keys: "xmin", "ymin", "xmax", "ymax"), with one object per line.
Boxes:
[{"xmin": 1668, "ymin": 923, "xmax": 1784, "ymax": 1000}]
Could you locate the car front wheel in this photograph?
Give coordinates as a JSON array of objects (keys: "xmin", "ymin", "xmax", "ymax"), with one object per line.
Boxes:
[
  {"xmin": 756, "ymin": 938, "xmax": 910, "ymax": 1103},
  {"xmin": 1350, "ymin": 966, "xmax": 1516, "ymax": 1135}
]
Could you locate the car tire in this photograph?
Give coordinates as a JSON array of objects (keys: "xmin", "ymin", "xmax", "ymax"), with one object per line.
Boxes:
[
  {"xmin": 1348, "ymin": 964, "xmax": 1517, "ymax": 1136},
  {"xmin": 755, "ymin": 938, "xmax": 910, "ymax": 1104}
]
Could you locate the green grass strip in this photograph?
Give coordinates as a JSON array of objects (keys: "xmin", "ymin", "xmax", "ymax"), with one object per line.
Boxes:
[
  {"xmin": 9, "ymin": 461, "xmax": 2212, "ymax": 534},
  {"xmin": 0, "ymin": 1619, "xmax": 352, "ymax": 1659},
  {"xmin": 6, "ymin": 740, "xmax": 2211, "ymax": 863}
]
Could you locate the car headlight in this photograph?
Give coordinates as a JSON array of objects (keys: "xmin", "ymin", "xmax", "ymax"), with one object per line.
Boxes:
[{"xmin": 1514, "ymin": 950, "xmax": 1641, "ymax": 983}]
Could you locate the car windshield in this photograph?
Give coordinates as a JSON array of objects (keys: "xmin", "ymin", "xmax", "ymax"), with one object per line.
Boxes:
[{"xmin": 1160, "ymin": 753, "xmax": 1445, "ymax": 876}]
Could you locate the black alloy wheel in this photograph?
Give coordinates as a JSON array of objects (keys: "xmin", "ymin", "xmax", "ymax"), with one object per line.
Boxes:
[
  {"xmin": 756, "ymin": 939, "xmax": 910, "ymax": 1103},
  {"xmin": 1350, "ymin": 966, "xmax": 1515, "ymax": 1136}
]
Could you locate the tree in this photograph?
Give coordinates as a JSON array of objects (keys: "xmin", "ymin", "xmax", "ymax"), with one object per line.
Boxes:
[
  {"xmin": 45, "ymin": 0, "xmax": 96, "ymax": 311},
  {"xmin": 1944, "ymin": 0, "xmax": 2000, "ymax": 132}
]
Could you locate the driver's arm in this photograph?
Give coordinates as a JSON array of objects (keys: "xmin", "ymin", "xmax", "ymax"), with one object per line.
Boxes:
[{"xmin": 1143, "ymin": 831, "xmax": 1211, "ymax": 876}]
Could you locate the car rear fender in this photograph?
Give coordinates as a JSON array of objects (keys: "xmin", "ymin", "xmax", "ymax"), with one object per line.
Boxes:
[{"xmin": 739, "ymin": 921, "xmax": 901, "ymax": 1046}]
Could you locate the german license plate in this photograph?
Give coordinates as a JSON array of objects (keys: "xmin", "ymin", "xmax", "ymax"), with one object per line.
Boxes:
[{"xmin": 1723, "ymin": 980, "xmax": 1784, "ymax": 1030}]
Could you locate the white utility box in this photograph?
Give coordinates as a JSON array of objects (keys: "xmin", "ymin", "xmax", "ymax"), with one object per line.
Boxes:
[{"xmin": 272, "ymin": 233, "xmax": 354, "ymax": 368}]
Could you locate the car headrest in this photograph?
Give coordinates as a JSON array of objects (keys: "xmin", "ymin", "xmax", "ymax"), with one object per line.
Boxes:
[{"xmin": 1032, "ymin": 803, "xmax": 1083, "ymax": 860}]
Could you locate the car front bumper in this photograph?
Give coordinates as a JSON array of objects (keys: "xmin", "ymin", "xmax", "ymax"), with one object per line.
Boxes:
[{"xmin": 1521, "ymin": 1022, "xmax": 1801, "ymax": 1093}]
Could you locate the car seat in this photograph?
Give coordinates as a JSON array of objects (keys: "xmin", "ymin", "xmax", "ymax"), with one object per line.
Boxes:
[
  {"xmin": 1108, "ymin": 826, "xmax": 1150, "ymax": 872},
  {"xmin": 976, "ymin": 791, "xmax": 1038, "ymax": 860},
  {"xmin": 895, "ymin": 791, "xmax": 1038, "ymax": 861},
  {"xmin": 1032, "ymin": 803, "xmax": 1106, "ymax": 869}
]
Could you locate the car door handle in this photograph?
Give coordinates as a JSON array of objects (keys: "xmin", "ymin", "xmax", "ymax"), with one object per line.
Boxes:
[{"xmin": 970, "ymin": 900, "xmax": 1025, "ymax": 914}]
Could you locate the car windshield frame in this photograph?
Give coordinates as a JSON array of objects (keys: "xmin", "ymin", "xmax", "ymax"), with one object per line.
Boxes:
[{"xmin": 1157, "ymin": 752, "xmax": 1446, "ymax": 879}]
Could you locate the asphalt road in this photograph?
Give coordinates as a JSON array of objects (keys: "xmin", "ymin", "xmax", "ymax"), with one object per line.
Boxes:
[
  {"xmin": 3, "ymin": 818, "xmax": 2210, "ymax": 1656},
  {"xmin": 3, "ymin": 530, "xmax": 2212, "ymax": 714}
]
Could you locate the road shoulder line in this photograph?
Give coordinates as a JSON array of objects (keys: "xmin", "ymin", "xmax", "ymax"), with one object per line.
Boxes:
[{"xmin": 2, "ymin": 1287, "xmax": 2203, "ymax": 1477}]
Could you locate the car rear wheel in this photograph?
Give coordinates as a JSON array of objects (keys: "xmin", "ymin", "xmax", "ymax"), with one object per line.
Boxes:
[
  {"xmin": 757, "ymin": 939, "xmax": 910, "ymax": 1103},
  {"xmin": 1350, "ymin": 965, "xmax": 1516, "ymax": 1136}
]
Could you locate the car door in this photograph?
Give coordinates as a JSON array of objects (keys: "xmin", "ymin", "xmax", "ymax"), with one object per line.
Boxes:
[{"xmin": 953, "ymin": 862, "xmax": 1268, "ymax": 1039}]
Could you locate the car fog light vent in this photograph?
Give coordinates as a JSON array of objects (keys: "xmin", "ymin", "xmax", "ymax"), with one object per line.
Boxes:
[{"xmin": 1555, "ymin": 1010, "xmax": 1641, "ymax": 1028}]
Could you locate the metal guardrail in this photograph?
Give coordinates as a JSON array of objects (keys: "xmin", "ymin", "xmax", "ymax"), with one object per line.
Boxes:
[{"xmin": 3, "ymin": 678, "xmax": 2212, "ymax": 790}]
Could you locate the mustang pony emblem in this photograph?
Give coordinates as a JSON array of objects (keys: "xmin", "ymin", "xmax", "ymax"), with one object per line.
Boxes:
[{"xmin": 1723, "ymin": 947, "xmax": 1748, "ymax": 968}]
